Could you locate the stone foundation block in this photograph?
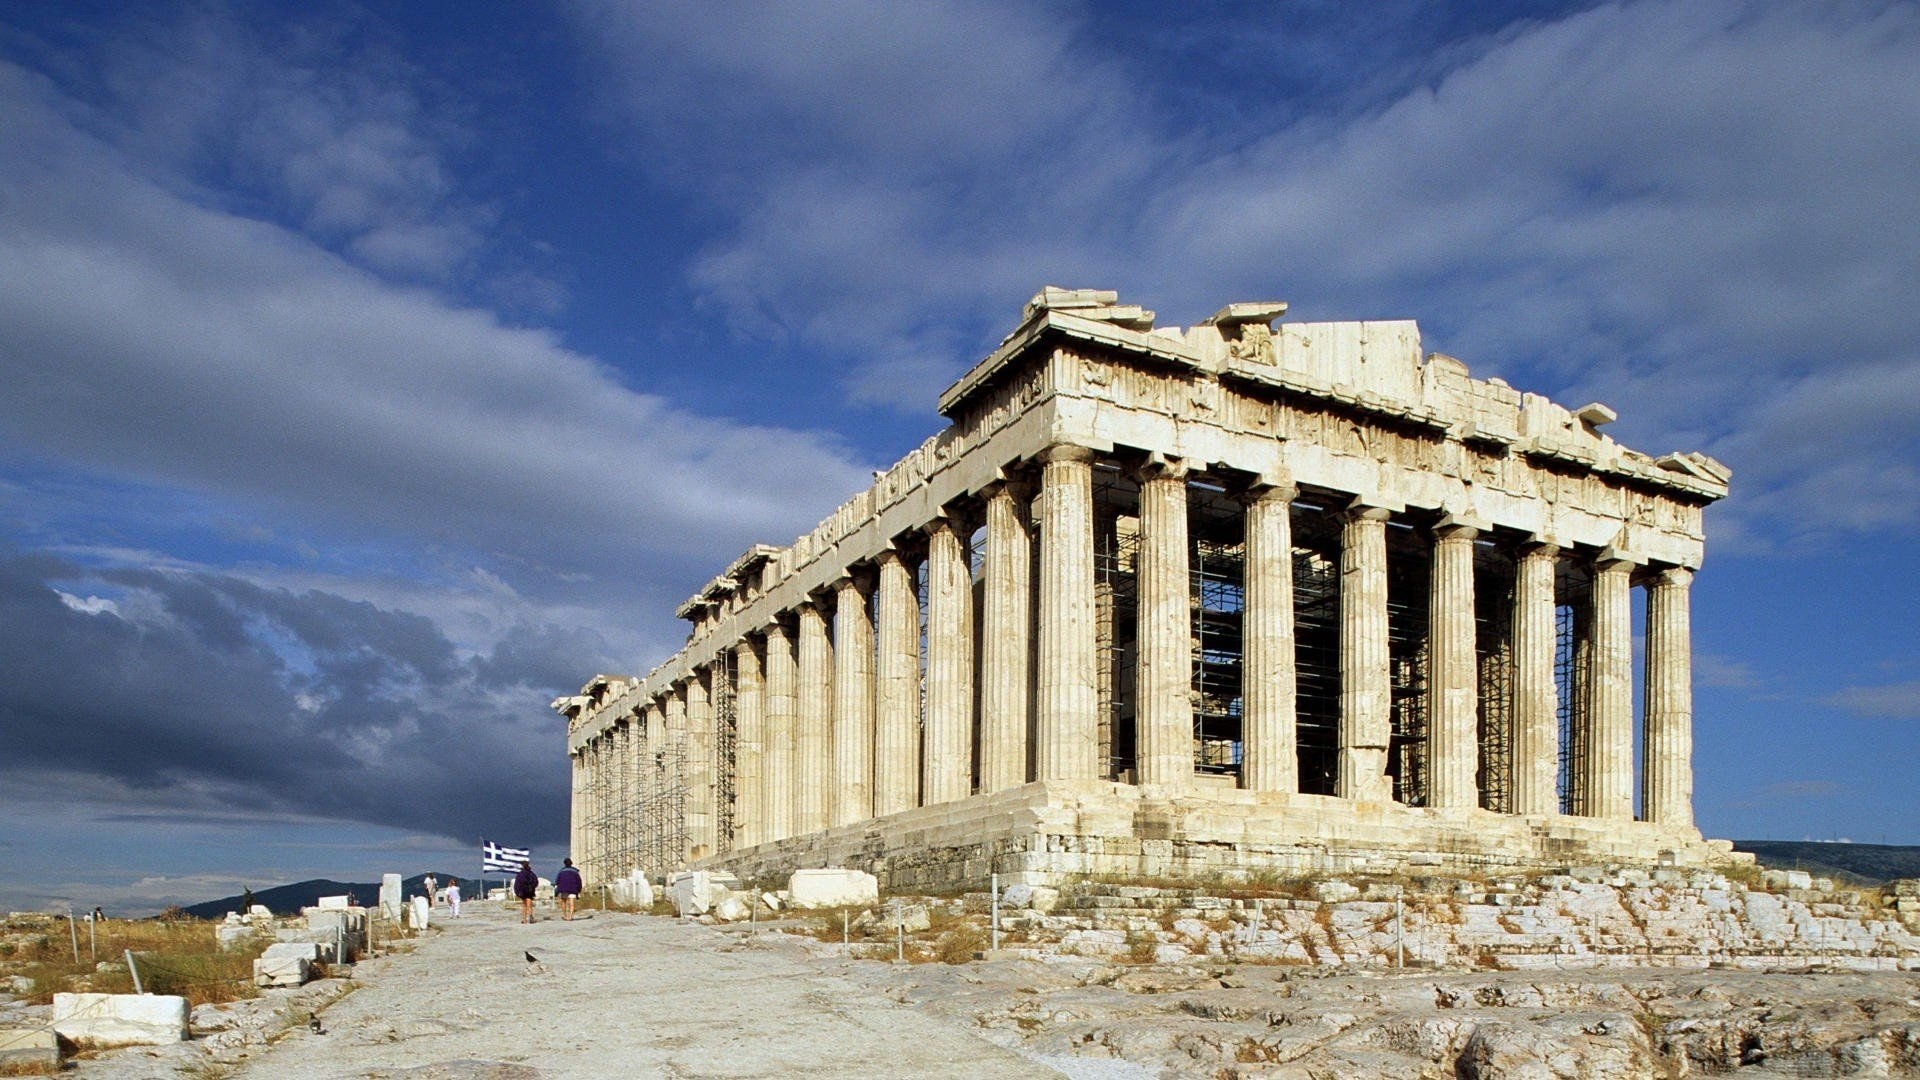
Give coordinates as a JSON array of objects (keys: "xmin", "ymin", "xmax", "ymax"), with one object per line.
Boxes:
[
  {"xmin": 52, "ymin": 992, "xmax": 189, "ymax": 1046},
  {"xmin": 787, "ymin": 868, "xmax": 879, "ymax": 909},
  {"xmin": 0, "ymin": 1025, "xmax": 58, "ymax": 1068}
]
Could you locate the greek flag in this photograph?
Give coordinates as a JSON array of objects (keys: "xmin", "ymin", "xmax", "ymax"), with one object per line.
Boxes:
[{"xmin": 482, "ymin": 841, "xmax": 530, "ymax": 873}]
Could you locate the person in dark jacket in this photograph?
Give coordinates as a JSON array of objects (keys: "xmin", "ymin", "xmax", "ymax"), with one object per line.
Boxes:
[
  {"xmin": 554, "ymin": 858, "xmax": 584, "ymax": 921},
  {"xmin": 513, "ymin": 860, "xmax": 538, "ymax": 924}
]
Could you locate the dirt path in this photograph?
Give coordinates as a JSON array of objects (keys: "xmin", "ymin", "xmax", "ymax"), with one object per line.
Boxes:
[{"xmin": 234, "ymin": 903, "xmax": 1059, "ymax": 1079}]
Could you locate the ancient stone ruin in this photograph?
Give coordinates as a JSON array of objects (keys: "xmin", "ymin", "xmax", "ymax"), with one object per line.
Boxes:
[{"xmin": 555, "ymin": 287, "xmax": 1737, "ymax": 891}]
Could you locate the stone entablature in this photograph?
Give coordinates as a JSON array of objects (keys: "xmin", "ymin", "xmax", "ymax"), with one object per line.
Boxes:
[{"xmin": 559, "ymin": 286, "xmax": 1732, "ymax": 886}]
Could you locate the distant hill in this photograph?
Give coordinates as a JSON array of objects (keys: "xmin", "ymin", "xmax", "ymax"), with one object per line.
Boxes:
[
  {"xmin": 180, "ymin": 872, "xmax": 491, "ymax": 919},
  {"xmin": 1734, "ymin": 840, "xmax": 1920, "ymax": 885}
]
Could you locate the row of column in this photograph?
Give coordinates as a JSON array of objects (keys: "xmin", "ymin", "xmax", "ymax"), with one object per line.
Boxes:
[{"xmin": 574, "ymin": 441, "xmax": 1697, "ymax": 874}]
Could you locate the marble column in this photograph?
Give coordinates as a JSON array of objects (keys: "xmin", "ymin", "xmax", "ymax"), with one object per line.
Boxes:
[
  {"xmin": 795, "ymin": 601, "xmax": 833, "ymax": 835},
  {"xmin": 978, "ymin": 480, "xmax": 1032, "ymax": 792},
  {"xmin": 1036, "ymin": 445, "xmax": 1099, "ymax": 781},
  {"xmin": 733, "ymin": 640, "xmax": 764, "ymax": 848},
  {"xmin": 831, "ymin": 575, "xmax": 875, "ymax": 826},
  {"xmin": 664, "ymin": 688, "xmax": 687, "ymax": 862},
  {"xmin": 874, "ymin": 548, "xmax": 921, "ymax": 816},
  {"xmin": 1135, "ymin": 460, "xmax": 1193, "ymax": 788},
  {"xmin": 1586, "ymin": 557, "xmax": 1635, "ymax": 821},
  {"xmin": 570, "ymin": 749, "xmax": 584, "ymax": 867},
  {"xmin": 1426, "ymin": 523, "xmax": 1480, "ymax": 809},
  {"xmin": 1241, "ymin": 481, "xmax": 1298, "ymax": 792},
  {"xmin": 761, "ymin": 621, "xmax": 797, "ymax": 843},
  {"xmin": 1338, "ymin": 504, "xmax": 1393, "ymax": 802},
  {"xmin": 924, "ymin": 516, "xmax": 975, "ymax": 805},
  {"xmin": 1509, "ymin": 543, "xmax": 1561, "ymax": 816},
  {"xmin": 685, "ymin": 672, "xmax": 715, "ymax": 856},
  {"xmin": 1643, "ymin": 566, "xmax": 1695, "ymax": 829},
  {"xmin": 579, "ymin": 734, "xmax": 595, "ymax": 880}
]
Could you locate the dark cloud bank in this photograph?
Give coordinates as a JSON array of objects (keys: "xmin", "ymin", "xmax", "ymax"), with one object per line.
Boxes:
[{"xmin": 0, "ymin": 550, "xmax": 615, "ymax": 849}]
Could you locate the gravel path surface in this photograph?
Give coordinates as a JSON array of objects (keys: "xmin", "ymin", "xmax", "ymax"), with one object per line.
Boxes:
[{"xmin": 234, "ymin": 904, "xmax": 1058, "ymax": 1079}]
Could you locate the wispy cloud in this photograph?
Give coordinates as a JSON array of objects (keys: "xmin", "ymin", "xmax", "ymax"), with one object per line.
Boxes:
[{"xmin": 1825, "ymin": 680, "xmax": 1920, "ymax": 721}]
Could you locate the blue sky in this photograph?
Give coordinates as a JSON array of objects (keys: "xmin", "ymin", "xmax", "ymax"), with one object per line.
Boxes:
[{"xmin": 0, "ymin": 1, "xmax": 1915, "ymax": 914}]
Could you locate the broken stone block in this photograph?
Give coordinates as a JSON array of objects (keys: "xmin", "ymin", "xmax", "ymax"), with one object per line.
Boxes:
[
  {"xmin": 247, "ymin": 904, "xmax": 272, "ymax": 919},
  {"xmin": 316, "ymin": 894, "xmax": 350, "ymax": 909},
  {"xmin": 217, "ymin": 922, "xmax": 262, "ymax": 950},
  {"xmin": 669, "ymin": 871, "xmax": 714, "ymax": 916},
  {"xmin": 53, "ymin": 992, "xmax": 189, "ymax": 1046},
  {"xmin": 379, "ymin": 874, "xmax": 403, "ymax": 921},
  {"xmin": 713, "ymin": 895, "xmax": 750, "ymax": 922},
  {"xmin": 408, "ymin": 895, "xmax": 430, "ymax": 930},
  {"xmin": 253, "ymin": 942, "xmax": 319, "ymax": 988},
  {"xmin": 608, "ymin": 871, "xmax": 655, "ymax": 909},
  {"xmin": 787, "ymin": 868, "xmax": 879, "ymax": 909},
  {"xmin": 1311, "ymin": 881, "xmax": 1360, "ymax": 903},
  {"xmin": 0, "ymin": 1025, "xmax": 57, "ymax": 1069}
]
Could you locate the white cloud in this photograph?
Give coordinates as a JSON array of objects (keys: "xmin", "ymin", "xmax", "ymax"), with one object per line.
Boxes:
[
  {"xmin": 55, "ymin": 591, "xmax": 118, "ymax": 616},
  {"xmin": 0, "ymin": 59, "xmax": 874, "ymax": 592},
  {"xmin": 1826, "ymin": 680, "xmax": 1920, "ymax": 721}
]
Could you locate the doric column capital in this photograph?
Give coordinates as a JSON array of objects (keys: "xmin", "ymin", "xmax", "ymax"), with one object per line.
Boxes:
[
  {"xmin": 1237, "ymin": 473, "xmax": 1298, "ymax": 505},
  {"xmin": 1037, "ymin": 442, "xmax": 1098, "ymax": 466},
  {"xmin": 1133, "ymin": 453, "xmax": 1191, "ymax": 483},
  {"xmin": 1594, "ymin": 555, "xmax": 1636, "ymax": 577},
  {"xmin": 1342, "ymin": 499, "xmax": 1393, "ymax": 525},
  {"xmin": 981, "ymin": 470, "xmax": 1036, "ymax": 503},
  {"xmin": 1649, "ymin": 564, "xmax": 1694, "ymax": 589},
  {"xmin": 1432, "ymin": 521, "xmax": 1480, "ymax": 543}
]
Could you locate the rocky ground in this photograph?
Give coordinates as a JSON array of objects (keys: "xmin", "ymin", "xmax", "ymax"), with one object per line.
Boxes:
[{"xmin": 7, "ymin": 885, "xmax": 1920, "ymax": 1078}]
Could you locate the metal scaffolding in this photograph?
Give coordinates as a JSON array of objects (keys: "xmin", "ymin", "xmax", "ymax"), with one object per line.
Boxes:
[
  {"xmin": 1475, "ymin": 544, "xmax": 1516, "ymax": 814},
  {"xmin": 710, "ymin": 645, "xmax": 738, "ymax": 855},
  {"xmin": 1093, "ymin": 465, "xmax": 1139, "ymax": 781},
  {"xmin": 1385, "ymin": 519, "xmax": 1431, "ymax": 808},
  {"xmin": 1190, "ymin": 483, "xmax": 1245, "ymax": 776}
]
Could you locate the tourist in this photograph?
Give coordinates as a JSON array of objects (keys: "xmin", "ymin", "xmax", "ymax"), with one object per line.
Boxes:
[
  {"xmin": 444, "ymin": 878, "xmax": 461, "ymax": 918},
  {"xmin": 423, "ymin": 872, "xmax": 437, "ymax": 908},
  {"xmin": 554, "ymin": 858, "xmax": 583, "ymax": 921},
  {"xmin": 513, "ymin": 860, "xmax": 538, "ymax": 924}
]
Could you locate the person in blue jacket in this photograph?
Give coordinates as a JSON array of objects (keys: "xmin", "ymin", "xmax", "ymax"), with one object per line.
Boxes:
[
  {"xmin": 554, "ymin": 858, "xmax": 584, "ymax": 921},
  {"xmin": 513, "ymin": 860, "xmax": 538, "ymax": 924}
]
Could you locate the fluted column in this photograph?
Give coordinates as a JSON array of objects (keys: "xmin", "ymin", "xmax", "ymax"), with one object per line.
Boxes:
[
  {"xmin": 569, "ymin": 750, "xmax": 584, "ymax": 867},
  {"xmin": 1036, "ymin": 445, "xmax": 1099, "ymax": 781},
  {"xmin": 1136, "ymin": 460, "xmax": 1193, "ymax": 788},
  {"xmin": 663, "ymin": 688, "xmax": 687, "ymax": 862},
  {"xmin": 874, "ymin": 549, "xmax": 921, "ymax": 816},
  {"xmin": 733, "ymin": 640, "xmax": 764, "ymax": 847},
  {"xmin": 1427, "ymin": 523, "xmax": 1480, "ymax": 809},
  {"xmin": 1338, "ymin": 504, "xmax": 1393, "ymax": 802},
  {"xmin": 794, "ymin": 601, "xmax": 832, "ymax": 835},
  {"xmin": 1510, "ymin": 543, "xmax": 1561, "ymax": 816},
  {"xmin": 617, "ymin": 720, "xmax": 636, "ymax": 874},
  {"xmin": 1643, "ymin": 566, "xmax": 1695, "ymax": 829},
  {"xmin": 685, "ymin": 672, "xmax": 715, "ymax": 857},
  {"xmin": 584, "ymin": 739, "xmax": 601, "ymax": 879},
  {"xmin": 924, "ymin": 516, "xmax": 975, "ymax": 805},
  {"xmin": 831, "ymin": 575, "xmax": 875, "ymax": 826},
  {"xmin": 979, "ymin": 480, "xmax": 1032, "ymax": 792},
  {"xmin": 1241, "ymin": 481, "xmax": 1298, "ymax": 792},
  {"xmin": 1586, "ymin": 557, "xmax": 1635, "ymax": 820},
  {"xmin": 761, "ymin": 621, "xmax": 796, "ymax": 842}
]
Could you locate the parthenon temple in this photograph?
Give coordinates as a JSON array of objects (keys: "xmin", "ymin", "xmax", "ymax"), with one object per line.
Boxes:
[{"xmin": 554, "ymin": 287, "xmax": 1738, "ymax": 890}]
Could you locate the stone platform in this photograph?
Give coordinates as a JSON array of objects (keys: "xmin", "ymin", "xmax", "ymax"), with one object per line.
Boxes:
[{"xmin": 697, "ymin": 779, "xmax": 1741, "ymax": 892}]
